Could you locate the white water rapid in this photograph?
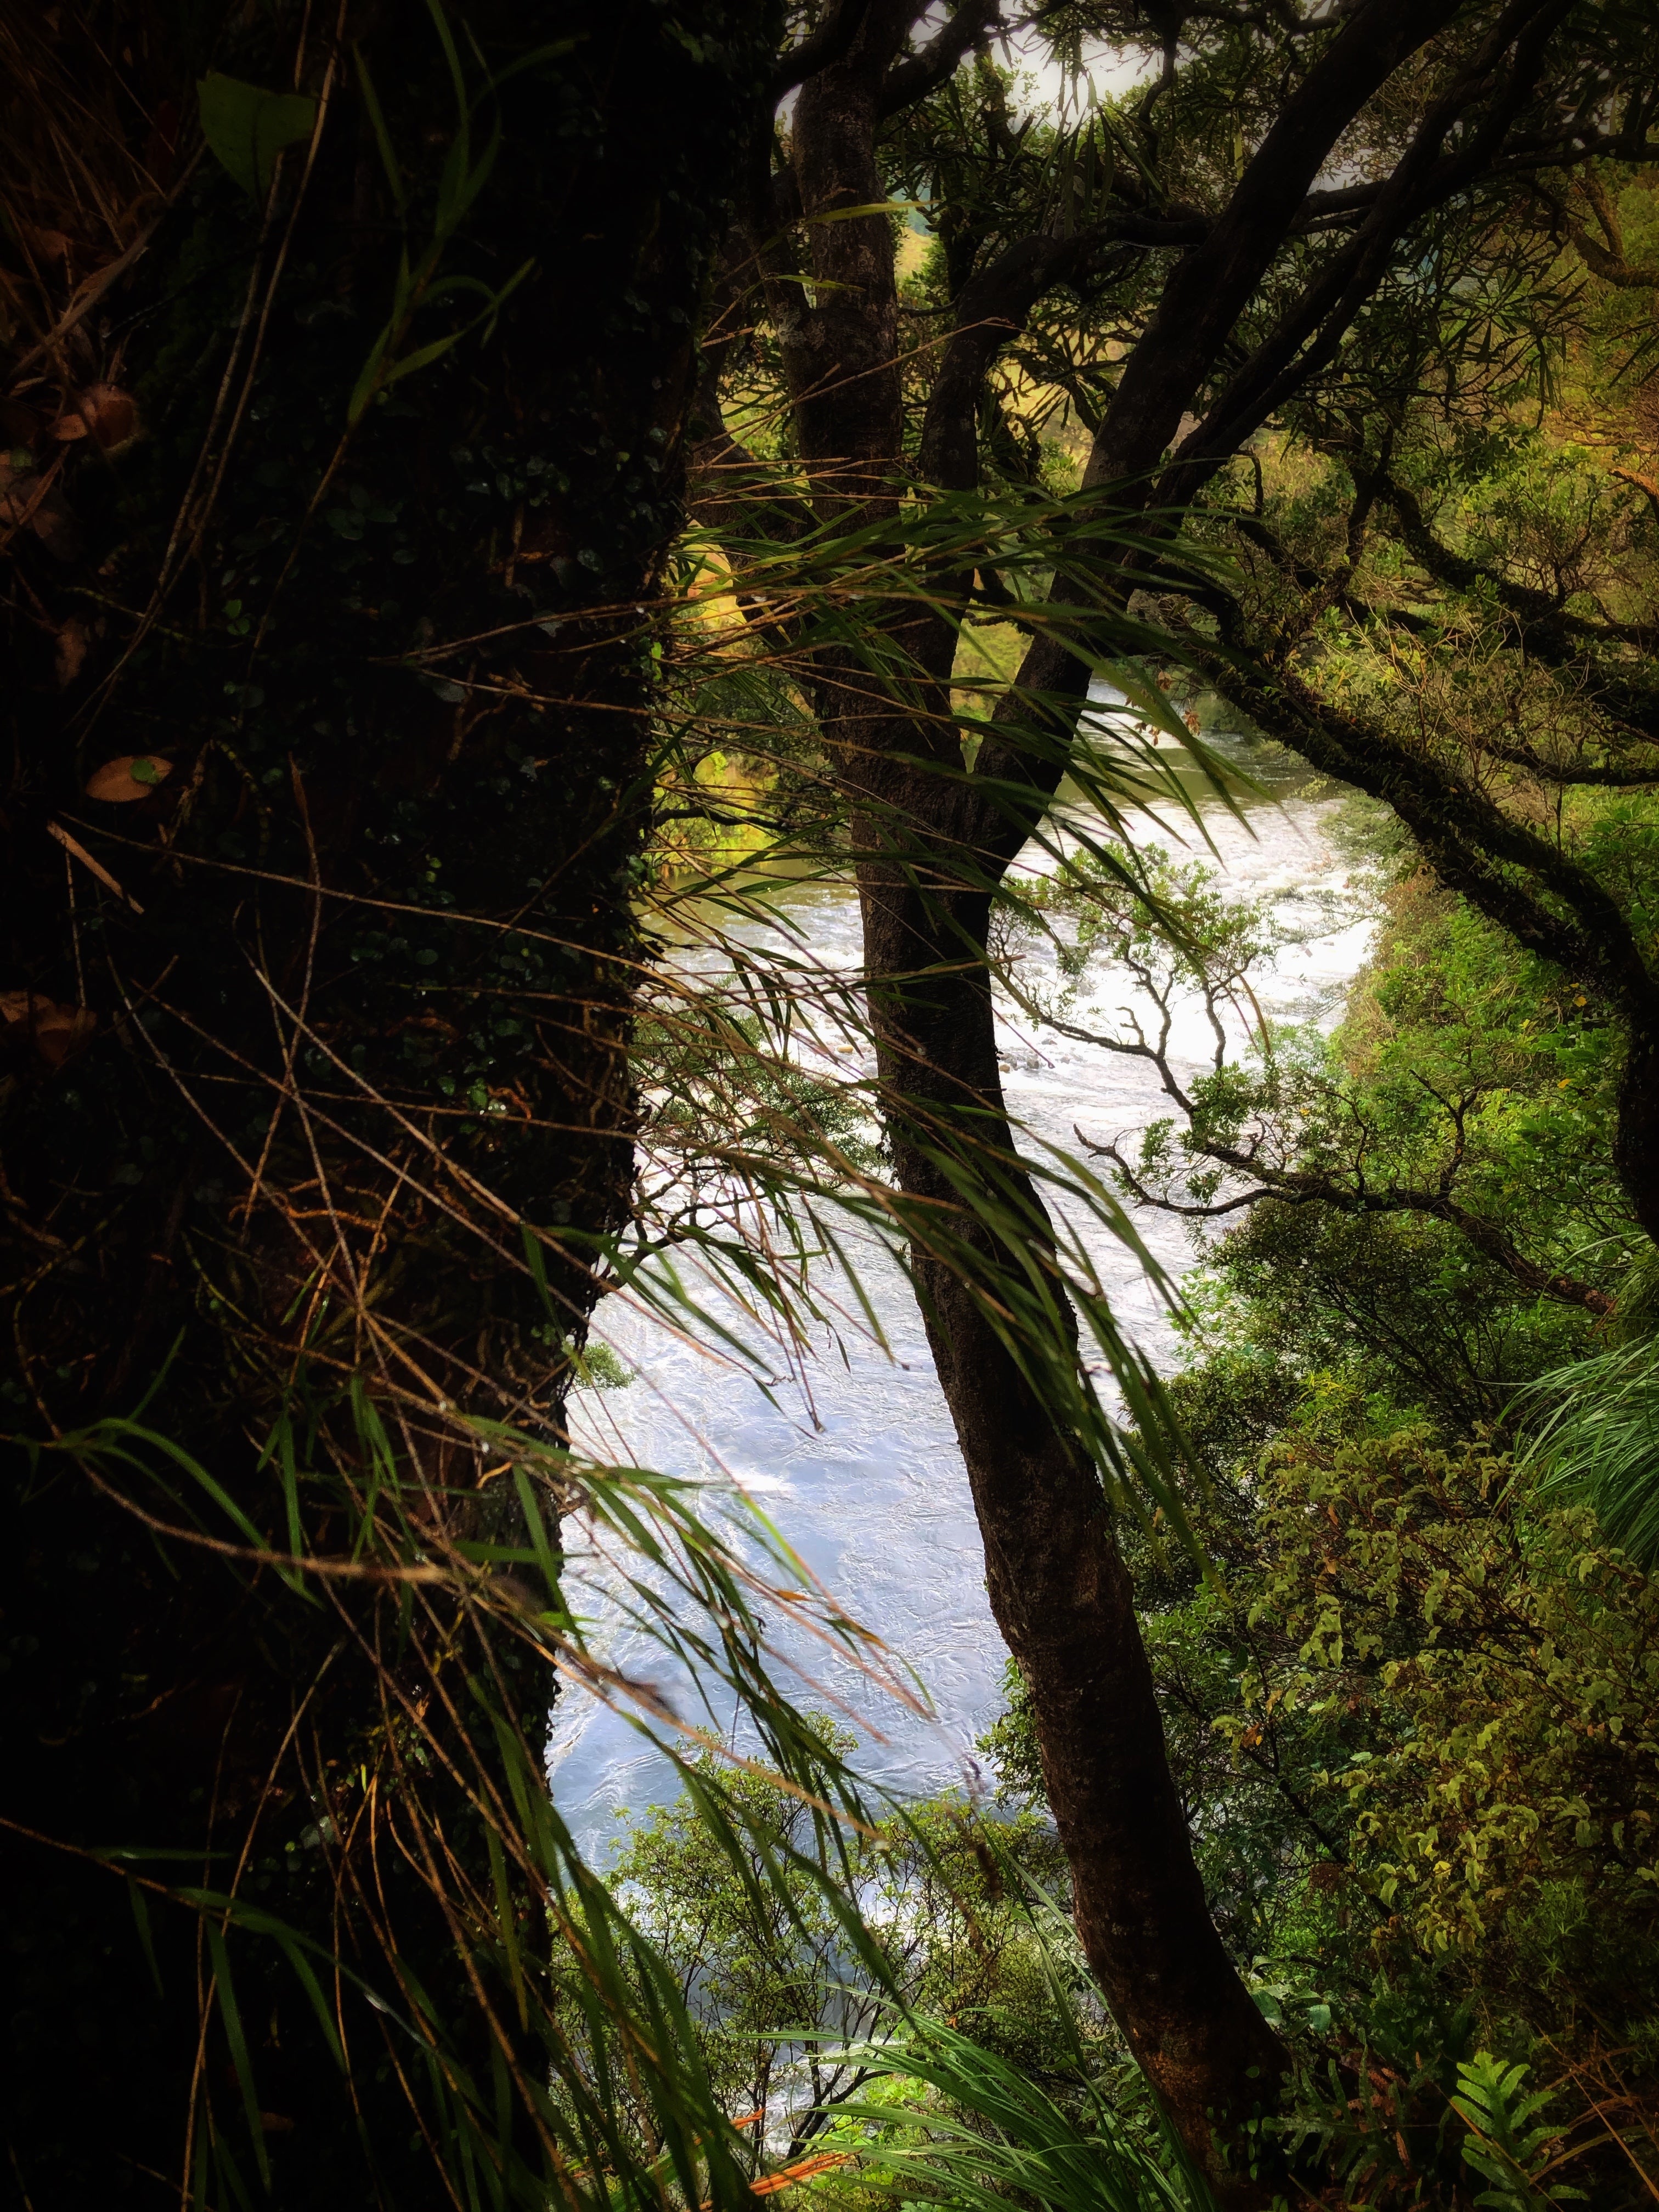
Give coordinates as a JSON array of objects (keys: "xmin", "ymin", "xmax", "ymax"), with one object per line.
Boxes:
[{"xmin": 552, "ymin": 707, "xmax": 1378, "ymax": 1855}]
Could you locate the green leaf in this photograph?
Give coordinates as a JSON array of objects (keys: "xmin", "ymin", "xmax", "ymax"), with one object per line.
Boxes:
[
  {"xmin": 197, "ymin": 74, "xmax": 318, "ymax": 200},
  {"xmin": 352, "ymin": 47, "xmax": 405, "ymax": 214},
  {"xmin": 269, "ymin": 1933, "xmax": 347, "ymax": 2068},
  {"xmin": 484, "ymin": 1824, "xmax": 528, "ymax": 2029},
  {"xmin": 512, "ymin": 1464, "xmax": 563, "ymax": 1612},
  {"xmin": 206, "ymin": 1921, "xmax": 270, "ymax": 2188},
  {"xmin": 422, "ymin": 0, "xmax": 470, "ymax": 123},
  {"xmin": 801, "ymin": 199, "xmax": 921, "ymax": 225},
  {"xmin": 520, "ymin": 1221, "xmax": 555, "ymax": 1320},
  {"xmin": 128, "ymin": 1877, "xmax": 164, "ymax": 1999},
  {"xmin": 484, "ymin": 36, "xmax": 583, "ymax": 95},
  {"xmin": 348, "ymin": 259, "xmax": 533, "ymax": 422}
]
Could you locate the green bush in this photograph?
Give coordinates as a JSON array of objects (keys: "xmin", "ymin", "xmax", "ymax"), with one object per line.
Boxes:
[{"xmin": 1238, "ymin": 1430, "xmax": 1659, "ymax": 2030}]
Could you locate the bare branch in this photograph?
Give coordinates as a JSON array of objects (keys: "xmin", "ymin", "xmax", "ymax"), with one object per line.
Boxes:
[{"xmin": 1075, "ymin": 1121, "xmax": 1617, "ymax": 1313}]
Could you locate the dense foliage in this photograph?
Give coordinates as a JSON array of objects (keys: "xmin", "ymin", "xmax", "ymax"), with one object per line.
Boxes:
[
  {"xmin": 555, "ymin": 1738, "xmax": 1075, "ymax": 2163},
  {"xmin": 980, "ymin": 683, "xmax": 1659, "ymax": 2193},
  {"xmin": 8, "ymin": 0, "xmax": 1659, "ymax": 2206}
]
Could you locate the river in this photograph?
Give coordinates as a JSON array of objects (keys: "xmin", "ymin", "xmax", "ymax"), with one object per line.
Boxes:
[{"xmin": 551, "ymin": 706, "xmax": 1378, "ymax": 1856}]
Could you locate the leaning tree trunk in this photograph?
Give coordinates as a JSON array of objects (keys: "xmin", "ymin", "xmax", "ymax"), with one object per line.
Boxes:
[
  {"xmin": 747, "ymin": 19, "xmax": 1291, "ymax": 2199},
  {"xmin": 727, "ymin": 0, "xmax": 1499, "ymax": 2192},
  {"xmin": 860, "ymin": 838, "xmax": 1293, "ymax": 2168},
  {"xmin": 0, "ymin": 0, "xmax": 774, "ymax": 2200}
]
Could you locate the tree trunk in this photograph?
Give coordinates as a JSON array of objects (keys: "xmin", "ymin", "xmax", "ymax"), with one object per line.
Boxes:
[
  {"xmin": 0, "ymin": 0, "xmax": 774, "ymax": 2199},
  {"xmin": 742, "ymin": 20, "xmax": 1290, "ymax": 2194},
  {"xmin": 705, "ymin": 0, "xmax": 1650, "ymax": 2187},
  {"xmin": 859, "ymin": 836, "xmax": 1291, "ymax": 2175}
]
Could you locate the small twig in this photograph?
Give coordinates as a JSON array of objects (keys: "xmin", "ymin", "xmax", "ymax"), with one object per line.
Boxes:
[
  {"xmin": 63, "ymin": 844, "xmax": 86, "ymax": 999},
  {"xmin": 46, "ymin": 817, "xmax": 143, "ymax": 912}
]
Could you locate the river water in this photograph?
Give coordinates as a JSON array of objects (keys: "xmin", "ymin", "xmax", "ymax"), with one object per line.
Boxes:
[{"xmin": 551, "ymin": 708, "xmax": 1378, "ymax": 1857}]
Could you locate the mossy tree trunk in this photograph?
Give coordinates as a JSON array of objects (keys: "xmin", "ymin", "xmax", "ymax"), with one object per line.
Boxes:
[{"xmin": 0, "ymin": 0, "xmax": 774, "ymax": 2200}]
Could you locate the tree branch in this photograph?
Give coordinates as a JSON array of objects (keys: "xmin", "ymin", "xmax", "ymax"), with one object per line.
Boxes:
[
  {"xmin": 771, "ymin": 0, "xmax": 881, "ymax": 102},
  {"xmin": 1085, "ymin": 0, "xmax": 1472, "ymax": 487},
  {"xmin": 1371, "ymin": 471, "xmax": 1659, "ymax": 653},
  {"xmin": 1161, "ymin": 0, "xmax": 1575, "ymax": 503},
  {"xmin": 1232, "ymin": 659, "xmax": 1647, "ymax": 989},
  {"xmin": 1549, "ymin": 170, "xmax": 1659, "ymax": 288},
  {"xmin": 878, "ymin": 0, "xmax": 1002, "ymax": 119},
  {"xmin": 1613, "ymin": 465, "xmax": 1659, "ymax": 528},
  {"xmin": 913, "ymin": 227, "xmax": 1145, "ymax": 489},
  {"xmin": 1479, "ymin": 736, "xmax": 1659, "ymax": 787},
  {"xmin": 1076, "ymin": 1125, "xmax": 1617, "ymax": 1314}
]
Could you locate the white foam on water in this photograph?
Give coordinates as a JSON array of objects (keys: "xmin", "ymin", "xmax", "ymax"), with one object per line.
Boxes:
[{"xmin": 551, "ymin": 709, "xmax": 1378, "ymax": 1854}]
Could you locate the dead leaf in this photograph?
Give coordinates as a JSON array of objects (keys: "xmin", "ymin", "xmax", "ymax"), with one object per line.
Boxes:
[
  {"xmin": 19, "ymin": 225, "xmax": 72, "ymax": 264},
  {"xmin": 51, "ymin": 383, "xmax": 137, "ymax": 448},
  {"xmin": 0, "ymin": 991, "xmax": 97, "ymax": 1069},
  {"xmin": 86, "ymin": 754, "xmax": 172, "ymax": 801},
  {"xmin": 55, "ymin": 618, "xmax": 88, "ymax": 686}
]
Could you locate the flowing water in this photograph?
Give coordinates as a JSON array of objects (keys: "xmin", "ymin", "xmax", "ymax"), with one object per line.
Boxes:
[{"xmin": 552, "ymin": 706, "xmax": 1378, "ymax": 1856}]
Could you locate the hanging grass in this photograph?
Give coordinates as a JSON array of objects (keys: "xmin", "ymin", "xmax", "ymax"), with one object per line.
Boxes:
[{"xmin": 1518, "ymin": 1334, "xmax": 1659, "ymax": 1567}]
